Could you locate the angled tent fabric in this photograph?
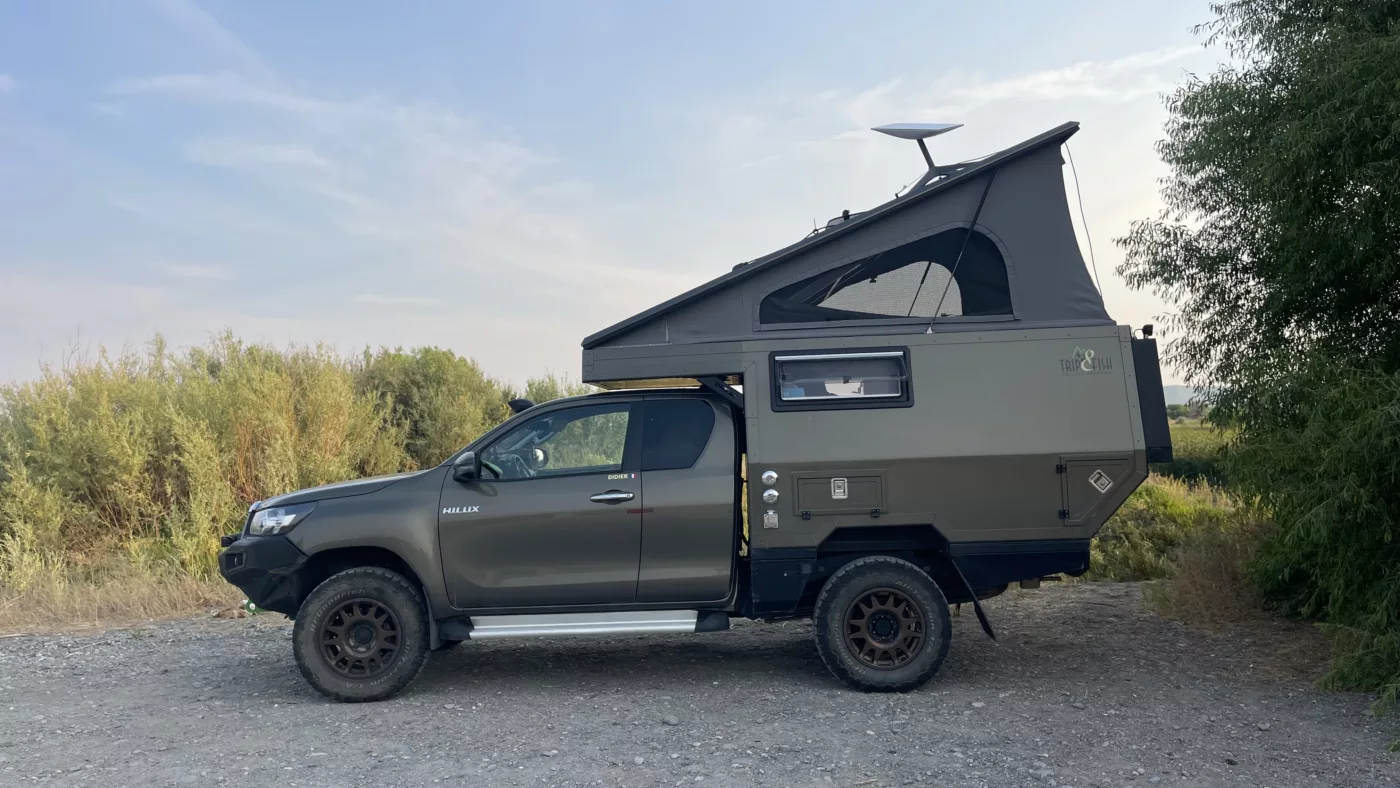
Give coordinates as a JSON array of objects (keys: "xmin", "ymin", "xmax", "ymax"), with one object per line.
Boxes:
[{"xmin": 583, "ymin": 122, "xmax": 1109, "ymax": 361}]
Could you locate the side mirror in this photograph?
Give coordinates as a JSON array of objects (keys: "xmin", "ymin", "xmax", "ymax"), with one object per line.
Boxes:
[
  {"xmin": 528, "ymin": 447, "xmax": 549, "ymax": 469},
  {"xmin": 452, "ymin": 451, "xmax": 481, "ymax": 483}
]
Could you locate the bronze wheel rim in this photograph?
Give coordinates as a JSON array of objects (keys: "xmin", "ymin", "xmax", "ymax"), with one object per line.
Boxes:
[
  {"xmin": 843, "ymin": 587, "xmax": 926, "ymax": 669},
  {"xmin": 319, "ymin": 598, "xmax": 401, "ymax": 678}
]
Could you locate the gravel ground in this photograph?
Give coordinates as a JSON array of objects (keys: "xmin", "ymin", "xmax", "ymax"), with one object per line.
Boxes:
[{"xmin": 0, "ymin": 582, "xmax": 1394, "ymax": 788}]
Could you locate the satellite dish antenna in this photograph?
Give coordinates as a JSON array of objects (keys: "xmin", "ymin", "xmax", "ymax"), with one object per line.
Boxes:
[{"xmin": 872, "ymin": 122, "xmax": 963, "ymax": 192}]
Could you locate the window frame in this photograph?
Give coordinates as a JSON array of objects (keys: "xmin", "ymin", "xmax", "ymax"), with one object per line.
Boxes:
[
  {"xmin": 476, "ymin": 401, "xmax": 641, "ymax": 482},
  {"xmin": 768, "ymin": 347, "xmax": 915, "ymax": 413}
]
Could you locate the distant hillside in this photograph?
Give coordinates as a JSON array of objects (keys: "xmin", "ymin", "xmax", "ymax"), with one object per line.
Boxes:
[{"xmin": 1163, "ymin": 385, "xmax": 1199, "ymax": 406}]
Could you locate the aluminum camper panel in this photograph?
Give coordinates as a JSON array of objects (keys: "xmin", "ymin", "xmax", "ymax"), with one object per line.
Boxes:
[
  {"xmin": 744, "ymin": 324, "xmax": 1147, "ymax": 548},
  {"xmin": 583, "ymin": 341, "xmax": 750, "ymax": 386}
]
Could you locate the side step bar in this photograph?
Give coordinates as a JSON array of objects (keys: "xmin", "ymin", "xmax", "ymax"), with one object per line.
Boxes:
[{"xmin": 441, "ymin": 610, "xmax": 729, "ymax": 641}]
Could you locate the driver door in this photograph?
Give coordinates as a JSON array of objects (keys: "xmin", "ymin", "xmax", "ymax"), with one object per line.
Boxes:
[{"xmin": 438, "ymin": 401, "xmax": 643, "ymax": 609}]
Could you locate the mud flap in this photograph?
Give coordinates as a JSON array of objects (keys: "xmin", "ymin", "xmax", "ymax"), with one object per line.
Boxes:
[{"xmin": 947, "ymin": 559, "xmax": 996, "ymax": 641}]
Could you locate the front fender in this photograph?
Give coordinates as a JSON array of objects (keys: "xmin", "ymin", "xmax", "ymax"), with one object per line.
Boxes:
[{"xmin": 286, "ymin": 466, "xmax": 452, "ymax": 614}]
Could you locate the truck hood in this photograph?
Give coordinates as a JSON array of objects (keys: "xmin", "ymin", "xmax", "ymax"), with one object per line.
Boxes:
[{"xmin": 255, "ymin": 471, "xmax": 423, "ymax": 509}]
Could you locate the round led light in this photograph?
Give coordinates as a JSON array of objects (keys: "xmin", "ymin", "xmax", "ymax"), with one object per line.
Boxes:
[
  {"xmin": 760, "ymin": 470, "xmax": 778, "ymax": 486},
  {"xmin": 761, "ymin": 489, "xmax": 779, "ymax": 504}
]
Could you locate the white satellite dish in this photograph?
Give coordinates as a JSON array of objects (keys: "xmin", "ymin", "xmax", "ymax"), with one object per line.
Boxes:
[
  {"xmin": 872, "ymin": 122, "xmax": 964, "ymax": 191},
  {"xmin": 871, "ymin": 122, "xmax": 963, "ymax": 140}
]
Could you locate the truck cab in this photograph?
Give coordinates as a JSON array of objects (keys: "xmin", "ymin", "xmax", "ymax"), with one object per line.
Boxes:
[{"xmin": 437, "ymin": 391, "xmax": 740, "ymax": 610}]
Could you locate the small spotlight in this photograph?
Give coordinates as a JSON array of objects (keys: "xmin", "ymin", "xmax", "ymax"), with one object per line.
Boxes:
[{"xmin": 1142, "ymin": 324, "xmax": 1154, "ymax": 338}]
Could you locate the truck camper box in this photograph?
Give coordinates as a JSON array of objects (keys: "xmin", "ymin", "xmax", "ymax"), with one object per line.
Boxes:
[{"xmin": 582, "ymin": 121, "xmax": 1172, "ymax": 614}]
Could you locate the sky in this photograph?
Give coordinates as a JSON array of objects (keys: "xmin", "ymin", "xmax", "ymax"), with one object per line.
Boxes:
[{"xmin": 0, "ymin": 0, "xmax": 1221, "ymax": 387}]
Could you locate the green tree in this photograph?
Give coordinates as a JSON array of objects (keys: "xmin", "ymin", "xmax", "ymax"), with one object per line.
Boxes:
[
  {"xmin": 358, "ymin": 347, "xmax": 512, "ymax": 468},
  {"xmin": 522, "ymin": 373, "xmax": 593, "ymax": 404},
  {"xmin": 1117, "ymin": 0, "xmax": 1400, "ymax": 708}
]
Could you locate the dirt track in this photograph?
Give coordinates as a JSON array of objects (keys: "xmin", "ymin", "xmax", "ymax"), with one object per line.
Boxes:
[{"xmin": 0, "ymin": 583, "xmax": 1394, "ymax": 787}]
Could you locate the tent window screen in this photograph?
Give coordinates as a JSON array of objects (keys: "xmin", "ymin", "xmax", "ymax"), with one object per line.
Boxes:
[
  {"xmin": 771, "ymin": 350, "xmax": 912, "ymax": 411},
  {"xmin": 759, "ymin": 228, "xmax": 1011, "ymax": 324}
]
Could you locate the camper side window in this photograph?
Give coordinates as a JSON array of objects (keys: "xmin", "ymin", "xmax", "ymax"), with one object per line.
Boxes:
[{"xmin": 770, "ymin": 350, "xmax": 912, "ymax": 411}]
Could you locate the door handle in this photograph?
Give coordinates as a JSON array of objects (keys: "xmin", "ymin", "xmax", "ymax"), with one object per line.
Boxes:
[{"xmin": 590, "ymin": 490, "xmax": 635, "ymax": 504}]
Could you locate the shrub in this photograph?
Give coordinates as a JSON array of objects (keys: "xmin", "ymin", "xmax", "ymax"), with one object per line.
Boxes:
[
  {"xmin": 0, "ymin": 335, "xmax": 416, "ymax": 589},
  {"xmin": 1088, "ymin": 475, "xmax": 1235, "ymax": 581},
  {"xmin": 1230, "ymin": 366, "xmax": 1400, "ymax": 711},
  {"xmin": 1153, "ymin": 421, "xmax": 1230, "ymax": 485},
  {"xmin": 0, "ymin": 334, "xmax": 603, "ymax": 628},
  {"xmin": 1147, "ymin": 512, "xmax": 1269, "ymax": 626}
]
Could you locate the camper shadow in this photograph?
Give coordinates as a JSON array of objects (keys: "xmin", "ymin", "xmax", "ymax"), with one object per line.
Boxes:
[
  {"xmin": 405, "ymin": 613, "xmax": 1078, "ymax": 698},
  {"xmin": 414, "ymin": 628, "xmax": 828, "ymax": 695}
]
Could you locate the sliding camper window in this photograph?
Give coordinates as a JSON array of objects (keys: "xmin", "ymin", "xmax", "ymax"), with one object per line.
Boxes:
[
  {"xmin": 758, "ymin": 228, "xmax": 1011, "ymax": 325},
  {"xmin": 769, "ymin": 349, "xmax": 913, "ymax": 412}
]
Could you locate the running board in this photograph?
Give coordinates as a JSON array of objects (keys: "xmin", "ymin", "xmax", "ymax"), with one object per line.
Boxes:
[{"xmin": 449, "ymin": 610, "xmax": 729, "ymax": 640}]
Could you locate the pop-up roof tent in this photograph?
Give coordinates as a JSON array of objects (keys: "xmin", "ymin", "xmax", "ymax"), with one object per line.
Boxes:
[{"xmin": 582, "ymin": 122, "xmax": 1108, "ymax": 385}]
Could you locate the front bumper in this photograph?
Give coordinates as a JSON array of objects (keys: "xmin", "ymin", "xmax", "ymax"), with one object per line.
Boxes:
[{"xmin": 218, "ymin": 535, "xmax": 309, "ymax": 617}]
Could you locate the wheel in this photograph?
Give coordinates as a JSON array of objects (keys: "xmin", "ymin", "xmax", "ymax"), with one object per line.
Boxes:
[
  {"xmin": 812, "ymin": 555, "xmax": 952, "ymax": 692},
  {"xmin": 292, "ymin": 567, "xmax": 430, "ymax": 702}
]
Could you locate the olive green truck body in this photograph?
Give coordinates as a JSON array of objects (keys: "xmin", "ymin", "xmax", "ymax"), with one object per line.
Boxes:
[{"xmin": 219, "ymin": 121, "xmax": 1171, "ymax": 701}]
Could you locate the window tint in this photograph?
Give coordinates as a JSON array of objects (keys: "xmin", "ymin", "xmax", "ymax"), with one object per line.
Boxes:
[
  {"xmin": 759, "ymin": 228, "xmax": 1008, "ymax": 324},
  {"xmin": 481, "ymin": 404, "xmax": 629, "ymax": 480},
  {"xmin": 642, "ymin": 400, "xmax": 716, "ymax": 471},
  {"xmin": 773, "ymin": 351, "xmax": 910, "ymax": 409}
]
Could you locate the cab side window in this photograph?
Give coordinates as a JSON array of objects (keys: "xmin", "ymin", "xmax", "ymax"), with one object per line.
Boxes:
[
  {"xmin": 481, "ymin": 404, "xmax": 630, "ymax": 480},
  {"xmin": 641, "ymin": 399, "xmax": 716, "ymax": 471}
]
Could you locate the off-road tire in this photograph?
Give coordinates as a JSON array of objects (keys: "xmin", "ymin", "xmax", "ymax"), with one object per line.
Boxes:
[
  {"xmin": 813, "ymin": 555, "xmax": 952, "ymax": 692},
  {"xmin": 292, "ymin": 567, "xmax": 430, "ymax": 703}
]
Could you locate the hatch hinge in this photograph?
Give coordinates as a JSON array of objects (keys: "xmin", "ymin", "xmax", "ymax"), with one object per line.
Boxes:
[
  {"xmin": 696, "ymin": 376, "xmax": 744, "ymax": 411},
  {"xmin": 1057, "ymin": 509, "xmax": 1070, "ymax": 520},
  {"xmin": 1055, "ymin": 463, "xmax": 1067, "ymax": 474}
]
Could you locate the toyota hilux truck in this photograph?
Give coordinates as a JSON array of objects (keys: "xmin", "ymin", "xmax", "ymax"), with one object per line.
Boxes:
[{"xmin": 220, "ymin": 121, "xmax": 1172, "ymax": 702}]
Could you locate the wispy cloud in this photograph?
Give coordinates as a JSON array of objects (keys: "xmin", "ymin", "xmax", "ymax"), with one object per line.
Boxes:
[
  {"xmin": 686, "ymin": 46, "xmax": 1204, "ymax": 181},
  {"xmin": 111, "ymin": 72, "xmax": 327, "ymax": 113},
  {"xmin": 353, "ymin": 294, "xmax": 443, "ymax": 307},
  {"xmin": 948, "ymin": 46, "xmax": 1197, "ymax": 105},
  {"xmin": 143, "ymin": 0, "xmax": 277, "ymax": 83},
  {"xmin": 0, "ymin": 74, "xmax": 14, "ymax": 92},
  {"xmin": 106, "ymin": 70, "xmax": 690, "ymax": 312},
  {"xmin": 160, "ymin": 263, "xmax": 230, "ymax": 280},
  {"xmin": 184, "ymin": 138, "xmax": 331, "ymax": 170}
]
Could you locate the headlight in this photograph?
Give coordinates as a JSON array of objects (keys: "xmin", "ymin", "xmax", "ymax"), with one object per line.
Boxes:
[{"xmin": 247, "ymin": 502, "xmax": 317, "ymax": 536}]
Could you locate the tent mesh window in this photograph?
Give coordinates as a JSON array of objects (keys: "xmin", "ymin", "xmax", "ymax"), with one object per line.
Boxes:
[{"xmin": 759, "ymin": 228, "xmax": 1011, "ymax": 324}]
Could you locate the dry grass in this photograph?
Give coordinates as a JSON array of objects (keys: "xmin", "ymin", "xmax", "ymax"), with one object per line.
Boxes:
[
  {"xmin": 1146, "ymin": 518, "xmax": 1267, "ymax": 626},
  {"xmin": 1136, "ymin": 511, "xmax": 1335, "ymax": 683},
  {"xmin": 0, "ymin": 563, "xmax": 241, "ymax": 635}
]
